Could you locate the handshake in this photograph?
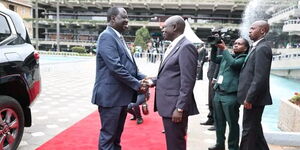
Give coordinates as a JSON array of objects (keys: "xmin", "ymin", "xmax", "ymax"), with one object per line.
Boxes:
[{"xmin": 138, "ymin": 78, "xmax": 154, "ymax": 94}]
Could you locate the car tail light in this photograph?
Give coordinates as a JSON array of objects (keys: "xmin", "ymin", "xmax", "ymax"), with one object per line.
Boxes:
[{"xmin": 34, "ymin": 51, "xmax": 40, "ymax": 60}]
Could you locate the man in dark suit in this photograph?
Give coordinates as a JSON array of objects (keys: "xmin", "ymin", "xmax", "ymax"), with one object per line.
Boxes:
[
  {"xmin": 197, "ymin": 45, "xmax": 208, "ymax": 80},
  {"xmin": 146, "ymin": 16, "xmax": 199, "ymax": 150},
  {"xmin": 237, "ymin": 20, "xmax": 273, "ymax": 150},
  {"xmin": 91, "ymin": 7, "xmax": 147, "ymax": 150},
  {"xmin": 200, "ymin": 28, "xmax": 223, "ymax": 129},
  {"xmin": 201, "ymin": 50, "xmax": 219, "ymax": 128}
]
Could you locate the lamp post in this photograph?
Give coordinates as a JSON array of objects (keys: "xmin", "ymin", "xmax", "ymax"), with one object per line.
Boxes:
[
  {"xmin": 35, "ymin": 0, "xmax": 39, "ymax": 50},
  {"xmin": 56, "ymin": 0, "xmax": 60, "ymax": 52}
]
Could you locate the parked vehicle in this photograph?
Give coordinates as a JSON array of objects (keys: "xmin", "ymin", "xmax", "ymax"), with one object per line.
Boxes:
[{"xmin": 0, "ymin": 4, "xmax": 41, "ymax": 150}]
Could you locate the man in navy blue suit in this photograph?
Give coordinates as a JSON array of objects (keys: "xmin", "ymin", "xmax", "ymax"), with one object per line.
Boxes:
[{"xmin": 91, "ymin": 7, "xmax": 147, "ymax": 150}]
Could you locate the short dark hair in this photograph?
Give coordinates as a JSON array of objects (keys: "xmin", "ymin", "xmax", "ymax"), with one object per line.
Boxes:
[{"xmin": 107, "ymin": 7, "xmax": 120, "ymax": 22}]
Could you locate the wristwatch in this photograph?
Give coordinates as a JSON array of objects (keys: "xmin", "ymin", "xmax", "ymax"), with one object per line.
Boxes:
[{"xmin": 177, "ymin": 108, "xmax": 183, "ymax": 113}]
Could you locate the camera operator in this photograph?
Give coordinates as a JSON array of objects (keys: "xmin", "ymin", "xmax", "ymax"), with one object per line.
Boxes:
[
  {"xmin": 208, "ymin": 38, "xmax": 249, "ymax": 150},
  {"xmin": 200, "ymin": 28, "xmax": 223, "ymax": 130}
]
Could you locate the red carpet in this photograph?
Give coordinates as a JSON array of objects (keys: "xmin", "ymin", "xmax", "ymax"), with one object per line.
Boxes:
[{"xmin": 37, "ymin": 88, "xmax": 166, "ymax": 150}]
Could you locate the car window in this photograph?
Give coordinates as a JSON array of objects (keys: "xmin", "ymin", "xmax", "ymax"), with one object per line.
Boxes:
[
  {"xmin": 8, "ymin": 33, "xmax": 26, "ymax": 45},
  {"xmin": 0, "ymin": 14, "xmax": 11, "ymax": 42},
  {"xmin": 10, "ymin": 12, "xmax": 27, "ymax": 41}
]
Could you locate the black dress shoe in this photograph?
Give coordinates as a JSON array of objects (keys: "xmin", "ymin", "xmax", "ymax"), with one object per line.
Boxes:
[
  {"xmin": 200, "ymin": 119, "xmax": 214, "ymax": 125},
  {"xmin": 207, "ymin": 126, "xmax": 216, "ymax": 131},
  {"xmin": 136, "ymin": 118, "xmax": 143, "ymax": 124},
  {"xmin": 208, "ymin": 145, "xmax": 225, "ymax": 150}
]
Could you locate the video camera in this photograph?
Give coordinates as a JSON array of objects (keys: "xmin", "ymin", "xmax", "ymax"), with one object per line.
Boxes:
[{"xmin": 207, "ymin": 27, "xmax": 231, "ymax": 45}]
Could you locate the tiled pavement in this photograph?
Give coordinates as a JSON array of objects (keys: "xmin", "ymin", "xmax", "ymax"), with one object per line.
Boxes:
[
  {"xmin": 17, "ymin": 55, "xmax": 300, "ymax": 150},
  {"xmin": 18, "ymin": 58, "xmax": 97, "ymax": 150}
]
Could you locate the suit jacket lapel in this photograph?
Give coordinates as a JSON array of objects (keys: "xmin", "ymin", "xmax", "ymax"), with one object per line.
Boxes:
[
  {"xmin": 107, "ymin": 27, "xmax": 134, "ymax": 63},
  {"xmin": 158, "ymin": 37, "xmax": 185, "ymax": 74},
  {"xmin": 242, "ymin": 47, "xmax": 255, "ymax": 68},
  {"xmin": 242, "ymin": 39, "xmax": 266, "ymax": 68}
]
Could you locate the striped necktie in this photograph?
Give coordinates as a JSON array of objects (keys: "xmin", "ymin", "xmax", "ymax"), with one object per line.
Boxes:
[{"xmin": 120, "ymin": 35, "xmax": 133, "ymax": 61}]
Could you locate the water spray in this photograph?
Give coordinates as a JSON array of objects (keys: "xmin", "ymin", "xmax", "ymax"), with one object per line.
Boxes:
[{"xmin": 240, "ymin": 0, "xmax": 267, "ymax": 40}]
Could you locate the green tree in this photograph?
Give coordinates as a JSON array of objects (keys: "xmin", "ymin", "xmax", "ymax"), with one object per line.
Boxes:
[
  {"xmin": 134, "ymin": 27, "xmax": 151, "ymax": 50},
  {"xmin": 71, "ymin": 46, "xmax": 86, "ymax": 53}
]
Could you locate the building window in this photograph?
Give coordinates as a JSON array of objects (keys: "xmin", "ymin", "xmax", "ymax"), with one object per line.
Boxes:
[
  {"xmin": 22, "ymin": 8, "xmax": 26, "ymax": 15},
  {"xmin": 8, "ymin": 5, "xmax": 15, "ymax": 11}
]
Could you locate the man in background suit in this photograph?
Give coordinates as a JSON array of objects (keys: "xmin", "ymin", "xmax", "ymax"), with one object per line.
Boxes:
[
  {"xmin": 201, "ymin": 29, "xmax": 223, "ymax": 130},
  {"xmin": 146, "ymin": 16, "xmax": 199, "ymax": 150},
  {"xmin": 237, "ymin": 20, "xmax": 273, "ymax": 150},
  {"xmin": 197, "ymin": 45, "xmax": 208, "ymax": 80},
  {"xmin": 91, "ymin": 7, "xmax": 147, "ymax": 150}
]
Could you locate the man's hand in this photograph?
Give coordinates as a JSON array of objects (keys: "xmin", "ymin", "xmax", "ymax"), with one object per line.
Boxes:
[
  {"xmin": 138, "ymin": 86, "xmax": 148, "ymax": 94},
  {"xmin": 211, "ymin": 78, "xmax": 217, "ymax": 86},
  {"xmin": 141, "ymin": 77, "xmax": 155, "ymax": 87},
  {"xmin": 138, "ymin": 79, "xmax": 149, "ymax": 94},
  {"xmin": 172, "ymin": 109, "xmax": 183, "ymax": 123},
  {"xmin": 244, "ymin": 100, "xmax": 252, "ymax": 109}
]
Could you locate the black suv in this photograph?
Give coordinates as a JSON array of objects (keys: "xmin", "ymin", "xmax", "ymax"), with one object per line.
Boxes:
[{"xmin": 0, "ymin": 4, "xmax": 41, "ymax": 150}]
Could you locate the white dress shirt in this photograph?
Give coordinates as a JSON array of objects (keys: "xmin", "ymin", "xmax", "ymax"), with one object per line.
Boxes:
[
  {"xmin": 162, "ymin": 34, "xmax": 185, "ymax": 62},
  {"xmin": 250, "ymin": 38, "xmax": 264, "ymax": 52}
]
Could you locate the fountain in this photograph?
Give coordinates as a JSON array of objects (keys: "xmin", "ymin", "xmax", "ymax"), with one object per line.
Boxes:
[
  {"xmin": 240, "ymin": 0, "xmax": 299, "ymax": 40},
  {"xmin": 239, "ymin": 0, "xmax": 269, "ymax": 40}
]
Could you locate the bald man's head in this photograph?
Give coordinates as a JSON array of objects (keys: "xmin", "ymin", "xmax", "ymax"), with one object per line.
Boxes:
[
  {"xmin": 165, "ymin": 16, "xmax": 185, "ymax": 33},
  {"xmin": 249, "ymin": 20, "xmax": 270, "ymax": 42},
  {"xmin": 253, "ymin": 20, "xmax": 270, "ymax": 33},
  {"xmin": 162, "ymin": 15, "xmax": 185, "ymax": 41}
]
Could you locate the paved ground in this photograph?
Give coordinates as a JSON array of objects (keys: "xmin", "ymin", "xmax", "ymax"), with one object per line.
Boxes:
[
  {"xmin": 18, "ymin": 58, "xmax": 97, "ymax": 150},
  {"xmin": 17, "ymin": 55, "xmax": 300, "ymax": 150}
]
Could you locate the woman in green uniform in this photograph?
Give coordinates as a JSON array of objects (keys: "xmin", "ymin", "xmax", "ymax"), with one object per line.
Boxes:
[{"xmin": 208, "ymin": 38, "xmax": 249, "ymax": 150}]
